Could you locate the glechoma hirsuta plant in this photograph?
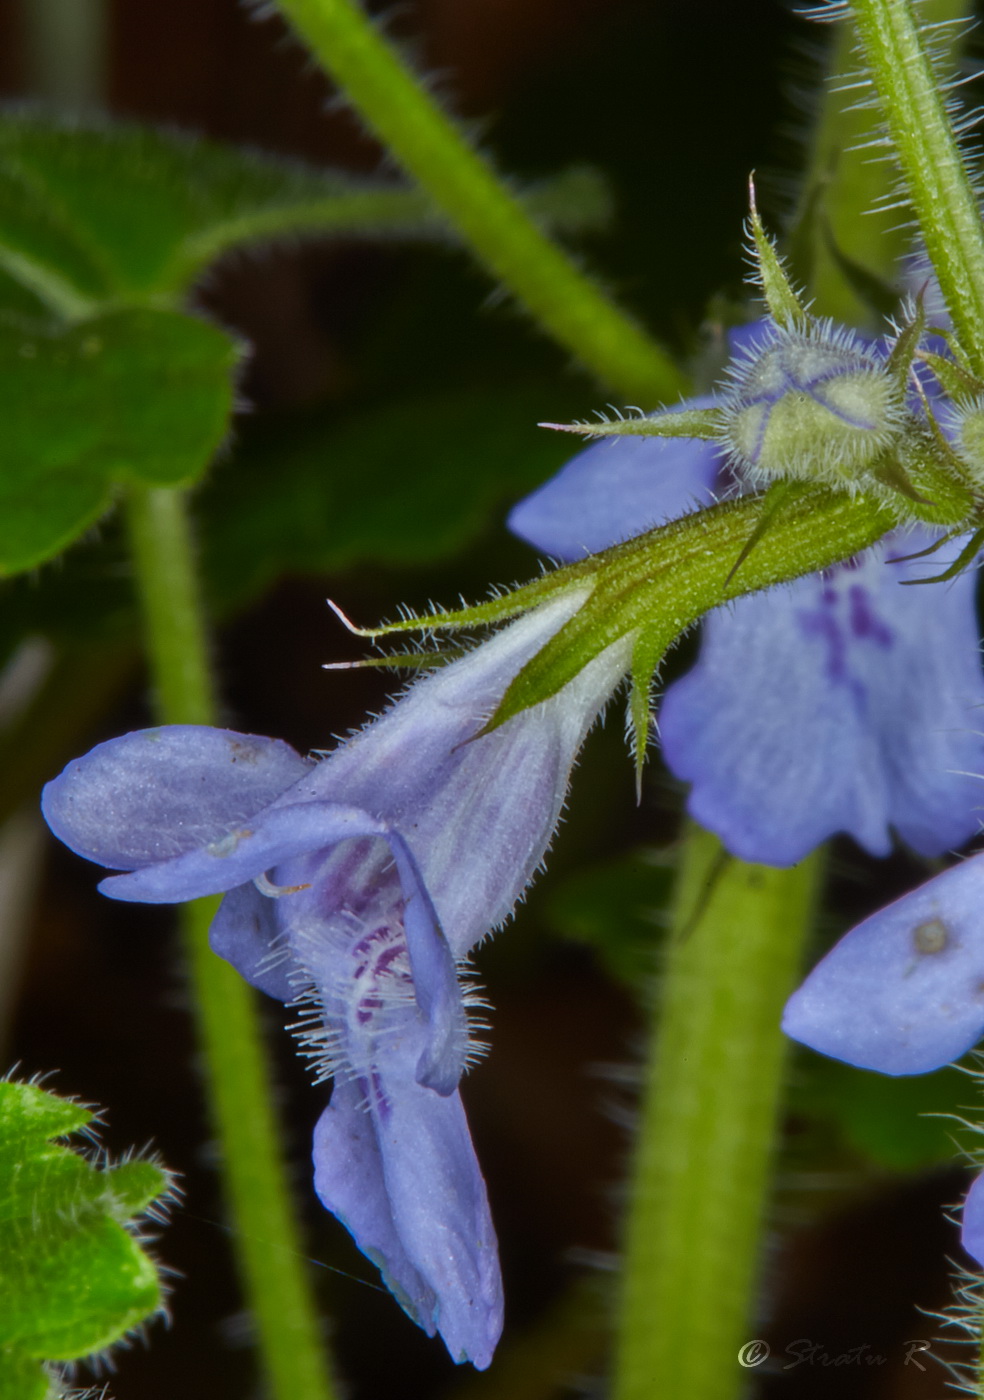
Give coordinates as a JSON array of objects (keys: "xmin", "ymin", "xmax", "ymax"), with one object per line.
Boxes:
[
  {"xmin": 41, "ymin": 179, "xmax": 984, "ymax": 1366},
  {"xmin": 18, "ymin": 0, "xmax": 984, "ymax": 1394}
]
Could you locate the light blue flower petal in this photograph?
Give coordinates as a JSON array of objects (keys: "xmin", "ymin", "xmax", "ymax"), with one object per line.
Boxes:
[
  {"xmin": 312, "ymin": 1077, "xmax": 438, "ymax": 1335},
  {"xmin": 659, "ymin": 534, "xmax": 984, "ymax": 865},
  {"xmin": 42, "ymin": 726, "xmax": 310, "ymax": 870},
  {"xmin": 209, "ymin": 884, "xmax": 296, "ymax": 1001},
  {"xmin": 782, "ymin": 855, "xmax": 984, "ymax": 1073},
  {"xmin": 507, "ymin": 397, "xmax": 721, "ymax": 561},
  {"xmin": 961, "ymin": 1171, "xmax": 984, "ymax": 1266},
  {"xmin": 313, "ymin": 1074, "xmax": 503, "ymax": 1369}
]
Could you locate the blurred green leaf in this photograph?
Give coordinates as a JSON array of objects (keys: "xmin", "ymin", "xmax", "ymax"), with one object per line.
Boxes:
[
  {"xmin": 0, "ymin": 307, "xmax": 237, "ymax": 573},
  {"xmin": 0, "ymin": 379, "xmax": 581, "ymax": 649},
  {"xmin": 0, "ymin": 369, "xmax": 583, "ymax": 849},
  {"xmin": 794, "ymin": 1049, "xmax": 970, "ymax": 1171},
  {"xmin": 0, "ymin": 378, "xmax": 579, "ymax": 816},
  {"xmin": 0, "ymin": 115, "xmax": 611, "ymax": 313},
  {"xmin": 0, "ymin": 1081, "xmax": 172, "ymax": 1371},
  {"xmin": 199, "ymin": 381, "xmax": 586, "ymax": 608},
  {"xmin": 0, "ymin": 1347, "xmax": 50, "ymax": 1400},
  {"xmin": 543, "ymin": 847, "xmax": 673, "ymax": 994}
]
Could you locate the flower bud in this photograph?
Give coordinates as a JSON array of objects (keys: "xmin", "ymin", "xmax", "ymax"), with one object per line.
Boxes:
[{"xmin": 720, "ymin": 321, "xmax": 905, "ymax": 490}]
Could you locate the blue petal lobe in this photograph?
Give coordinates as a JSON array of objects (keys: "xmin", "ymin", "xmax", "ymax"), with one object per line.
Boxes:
[
  {"xmin": 313, "ymin": 1075, "xmax": 503, "ymax": 1368},
  {"xmin": 42, "ymin": 726, "xmax": 310, "ymax": 870},
  {"xmin": 386, "ymin": 833, "xmax": 466, "ymax": 1095},
  {"xmin": 508, "ymin": 397, "xmax": 721, "ymax": 561},
  {"xmin": 961, "ymin": 1171, "xmax": 984, "ymax": 1267},
  {"xmin": 313, "ymin": 1078, "xmax": 438, "ymax": 1335},
  {"xmin": 782, "ymin": 855, "xmax": 984, "ymax": 1074},
  {"xmin": 209, "ymin": 884, "xmax": 296, "ymax": 1001}
]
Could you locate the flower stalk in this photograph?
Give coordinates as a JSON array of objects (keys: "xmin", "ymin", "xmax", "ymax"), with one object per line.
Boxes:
[
  {"xmin": 272, "ymin": 0, "xmax": 685, "ymax": 406},
  {"xmin": 613, "ymin": 827, "xmax": 822, "ymax": 1400},
  {"xmin": 124, "ymin": 485, "xmax": 338, "ymax": 1400}
]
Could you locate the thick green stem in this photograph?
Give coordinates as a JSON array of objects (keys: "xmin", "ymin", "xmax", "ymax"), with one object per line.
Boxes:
[
  {"xmin": 851, "ymin": 0, "xmax": 984, "ymax": 374},
  {"xmin": 613, "ymin": 827, "xmax": 821, "ymax": 1400},
  {"xmin": 20, "ymin": 0, "xmax": 108, "ymax": 109},
  {"xmin": 273, "ymin": 0, "xmax": 684, "ymax": 406},
  {"xmin": 794, "ymin": 0, "xmax": 973, "ymax": 324},
  {"xmin": 124, "ymin": 486, "xmax": 337, "ymax": 1400}
]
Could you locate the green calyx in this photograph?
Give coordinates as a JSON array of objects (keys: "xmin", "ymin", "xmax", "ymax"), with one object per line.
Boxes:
[{"xmin": 349, "ymin": 481, "xmax": 898, "ymax": 779}]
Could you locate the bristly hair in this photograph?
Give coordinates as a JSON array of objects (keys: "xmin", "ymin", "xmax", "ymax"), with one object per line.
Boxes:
[
  {"xmin": 800, "ymin": 0, "xmax": 984, "ymax": 230},
  {"xmin": 914, "ymin": 1052, "xmax": 984, "ymax": 1393}
]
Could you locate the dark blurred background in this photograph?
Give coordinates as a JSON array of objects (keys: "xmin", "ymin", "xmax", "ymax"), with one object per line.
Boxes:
[{"xmin": 0, "ymin": 1, "xmax": 977, "ymax": 1396}]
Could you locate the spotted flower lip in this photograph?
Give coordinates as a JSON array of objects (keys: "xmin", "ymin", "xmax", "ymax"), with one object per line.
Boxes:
[
  {"xmin": 41, "ymin": 593, "xmax": 630, "ymax": 1369},
  {"xmin": 782, "ymin": 854, "xmax": 984, "ymax": 1076},
  {"xmin": 509, "ymin": 319, "xmax": 984, "ymax": 867}
]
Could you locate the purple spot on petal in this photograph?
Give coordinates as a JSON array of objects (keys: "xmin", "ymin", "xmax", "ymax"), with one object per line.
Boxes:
[
  {"xmin": 366, "ymin": 1070, "xmax": 392, "ymax": 1122},
  {"xmin": 848, "ymin": 585, "xmax": 894, "ymax": 647},
  {"xmin": 798, "ymin": 602, "xmax": 848, "ymax": 683}
]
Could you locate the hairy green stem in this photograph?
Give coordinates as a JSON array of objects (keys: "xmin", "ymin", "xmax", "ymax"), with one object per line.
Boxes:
[
  {"xmin": 124, "ymin": 486, "xmax": 337, "ymax": 1400},
  {"xmin": 794, "ymin": 0, "xmax": 972, "ymax": 324},
  {"xmin": 20, "ymin": 0, "xmax": 108, "ymax": 109},
  {"xmin": 851, "ymin": 0, "xmax": 984, "ymax": 373},
  {"xmin": 613, "ymin": 827, "xmax": 822, "ymax": 1400},
  {"xmin": 273, "ymin": 0, "xmax": 684, "ymax": 406}
]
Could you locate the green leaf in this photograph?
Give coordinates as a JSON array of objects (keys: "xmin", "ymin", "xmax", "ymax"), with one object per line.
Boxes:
[
  {"xmin": 544, "ymin": 848, "xmax": 673, "ymax": 994},
  {"xmin": 818, "ymin": 215, "xmax": 901, "ymax": 322},
  {"xmin": 0, "ymin": 114, "xmax": 612, "ymax": 312},
  {"xmin": 0, "ymin": 307, "xmax": 237, "ymax": 573},
  {"xmin": 0, "ymin": 1082, "xmax": 172, "ymax": 1366},
  {"xmin": 794, "ymin": 1050, "xmax": 970, "ymax": 1171},
  {"xmin": 199, "ymin": 381, "xmax": 589, "ymax": 609}
]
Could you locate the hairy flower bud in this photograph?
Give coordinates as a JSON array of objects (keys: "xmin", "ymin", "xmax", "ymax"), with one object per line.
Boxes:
[{"xmin": 720, "ymin": 321, "xmax": 906, "ymax": 490}]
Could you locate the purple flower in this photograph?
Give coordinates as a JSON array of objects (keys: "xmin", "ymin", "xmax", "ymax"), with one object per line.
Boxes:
[
  {"xmin": 509, "ymin": 325, "xmax": 984, "ymax": 866},
  {"xmin": 659, "ymin": 534, "xmax": 984, "ymax": 864},
  {"xmin": 41, "ymin": 593, "xmax": 628, "ymax": 1368}
]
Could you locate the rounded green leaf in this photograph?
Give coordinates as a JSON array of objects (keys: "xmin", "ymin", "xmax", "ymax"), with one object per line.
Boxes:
[{"xmin": 0, "ymin": 307, "xmax": 238, "ymax": 573}]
